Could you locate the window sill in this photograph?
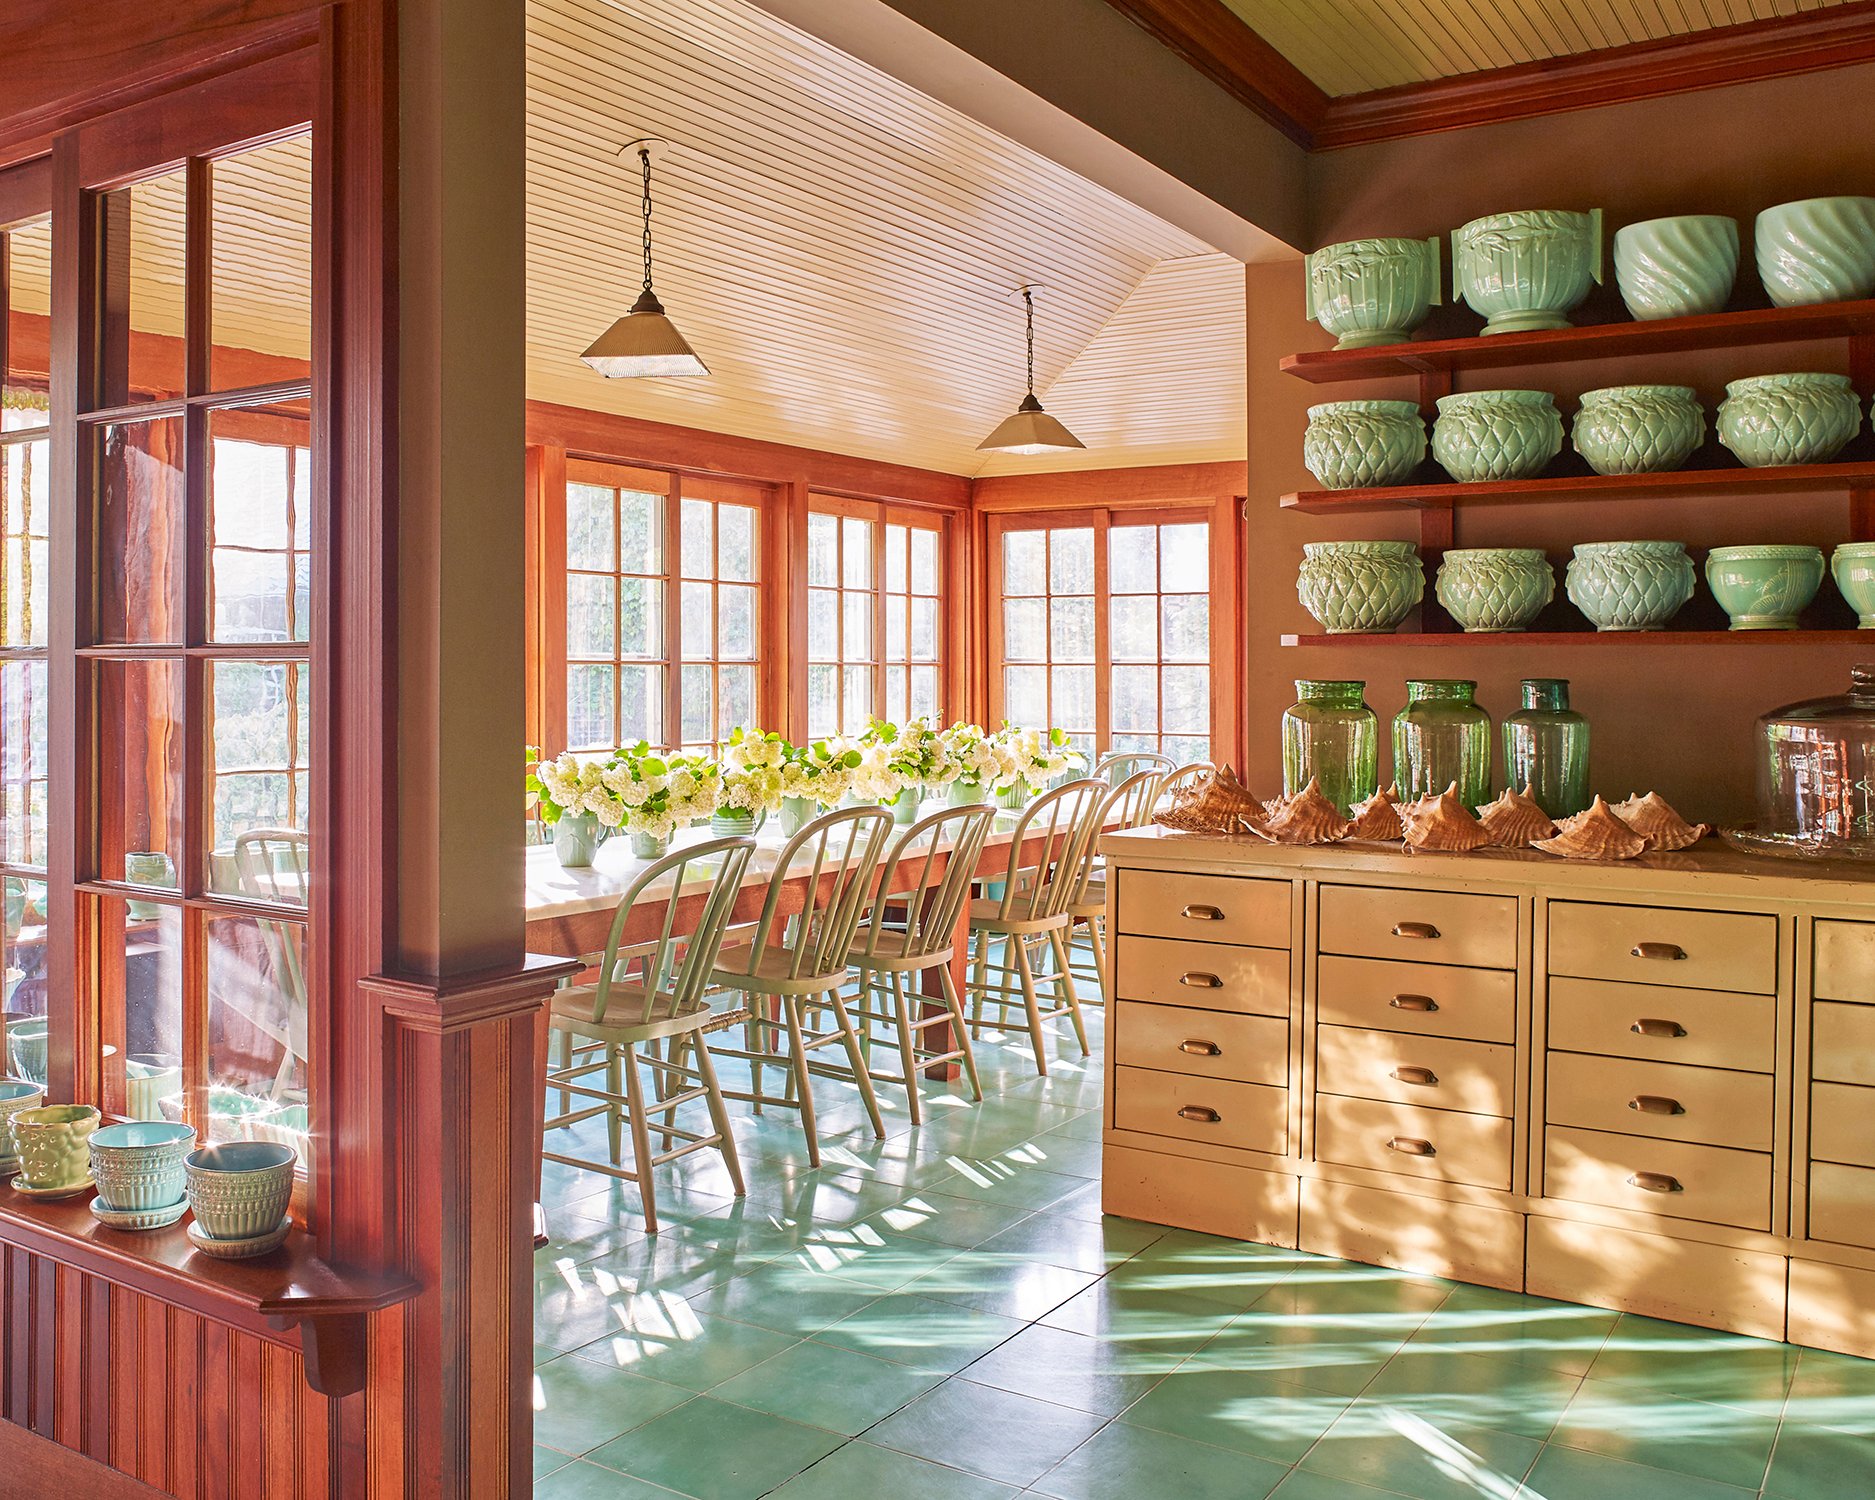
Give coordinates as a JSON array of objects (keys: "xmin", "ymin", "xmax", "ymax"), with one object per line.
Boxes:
[{"xmin": 0, "ymin": 1190, "xmax": 417, "ymax": 1397}]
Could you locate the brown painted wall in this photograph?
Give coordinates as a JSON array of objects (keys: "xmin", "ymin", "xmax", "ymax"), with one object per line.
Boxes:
[{"xmin": 1242, "ymin": 64, "xmax": 1875, "ymax": 824}]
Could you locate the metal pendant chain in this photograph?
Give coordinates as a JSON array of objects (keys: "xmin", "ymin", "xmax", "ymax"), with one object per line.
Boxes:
[
  {"xmin": 639, "ymin": 145, "xmax": 656, "ymax": 294},
  {"xmin": 1023, "ymin": 286, "xmax": 1037, "ymax": 397}
]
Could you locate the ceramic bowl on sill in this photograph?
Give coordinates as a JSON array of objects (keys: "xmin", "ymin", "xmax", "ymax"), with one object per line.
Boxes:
[
  {"xmin": 1304, "ymin": 236, "xmax": 1442, "ymax": 349},
  {"xmin": 1717, "ymin": 373, "xmax": 1861, "ymax": 468},
  {"xmin": 1706, "ymin": 545, "xmax": 1825, "ymax": 630},
  {"xmin": 1431, "ymin": 390, "xmax": 1563, "ymax": 482},
  {"xmin": 0, "ymin": 1079, "xmax": 45, "ymax": 1172},
  {"xmin": 90, "ymin": 1120, "xmax": 196, "ymax": 1212},
  {"xmin": 6, "ymin": 1014, "xmax": 47, "ymax": 1087},
  {"xmin": 1571, "ymin": 385, "xmax": 1706, "ymax": 476},
  {"xmin": 1832, "ymin": 541, "xmax": 1875, "ymax": 627},
  {"xmin": 1303, "ymin": 400, "xmax": 1427, "ymax": 490},
  {"xmin": 11, "ymin": 1104, "xmax": 101, "ymax": 1192},
  {"xmin": 1613, "ymin": 214, "xmax": 1739, "ymax": 320},
  {"xmin": 184, "ymin": 1139, "xmax": 296, "ymax": 1241},
  {"xmin": 1565, "ymin": 541, "xmax": 1696, "ymax": 632},
  {"xmin": 1296, "ymin": 540, "xmax": 1425, "ymax": 634},
  {"xmin": 1755, "ymin": 196, "xmax": 1875, "ymax": 307},
  {"xmin": 1452, "ymin": 208, "xmax": 1602, "ymax": 335}
]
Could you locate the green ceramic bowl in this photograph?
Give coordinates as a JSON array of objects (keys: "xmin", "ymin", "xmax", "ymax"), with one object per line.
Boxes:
[
  {"xmin": 1304, "ymin": 237, "xmax": 1442, "ymax": 349},
  {"xmin": 1452, "ymin": 209, "xmax": 1602, "ymax": 335},
  {"xmin": 1432, "ymin": 390, "xmax": 1563, "ymax": 482},
  {"xmin": 1296, "ymin": 541, "xmax": 1424, "ymax": 634},
  {"xmin": 1756, "ymin": 197, "xmax": 1875, "ymax": 308},
  {"xmin": 1613, "ymin": 215, "xmax": 1739, "ymax": 320},
  {"xmin": 0, "ymin": 1079, "xmax": 45, "ymax": 1169},
  {"xmin": 1434, "ymin": 548, "xmax": 1555, "ymax": 632},
  {"xmin": 1571, "ymin": 386, "xmax": 1705, "ymax": 476},
  {"xmin": 12, "ymin": 1104, "xmax": 100, "ymax": 1190},
  {"xmin": 1303, "ymin": 400, "xmax": 1426, "ymax": 489},
  {"xmin": 1718, "ymin": 373, "xmax": 1860, "ymax": 468},
  {"xmin": 1705, "ymin": 545, "xmax": 1825, "ymax": 630},
  {"xmin": 1831, "ymin": 542, "xmax": 1875, "ymax": 627},
  {"xmin": 1565, "ymin": 542, "xmax": 1695, "ymax": 632},
  {"xmin": 184, "ymin": 1140, "xmax": 296, "ymax": 1240}
]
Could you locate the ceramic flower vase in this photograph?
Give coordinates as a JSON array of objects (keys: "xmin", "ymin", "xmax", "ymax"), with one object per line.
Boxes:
[
  {"xmin": 948, "ymin": 780, "xmax": 987, "ymax": 807},
  {"xmin": 1302, "ymin": 400, "xmax": 1426, "ymax": 489},
  {"xmin": 184, "ymin": 1140, "xmax": 295, "ymax": 1240},
  {"xmin": 1718, "ymin": 374, "xmax": 1861, "ymax": 467},
  {"xmin": 552, "ymin": 812, "xmax": 605, "ymax": 869},
  {"xmin": 1304, "ymin": 236, "xmax": 1442, "ymax": 349},
  {"xmin": 779, "ymin": 795, "xmax": 817, "ymax": 839},
  {"xmin": 89, "ymin": 1121, "xmax": 195, "ymax": 1213},
  {"xmin": 1705, "ymin": 545, "xmax": 1825, "ymax": 630},
  {"xmin": 0, "ymin": 1079, "xmax": 44, "ymax": 1172},
  {"xmin": 629, "ymin": 829, "xmax": 672, "ymax": 860},
  {"xmin": 1755, "ymin": 197, "xmax": 1875, "ymax": 307},
  {"xmin": 1832, "ymin": 541, "xmax": 1875, "ymax": 627},
  {"xmin": 1565, "ymin": 542, "xmax": 1696, "ymax": 631},
  {"xmin": 1612, "ymin": 215, "xmax": 1739, "ymax": 320},
  {"xmin": 1434, "ymin": 548, "xmax": 1555, "ymax": 632},
  {"xmin": 1296, "ymin": 541, "xmax": 1425, "ymax": 635},
  {"xmin": 1431, "ymin": 390, "xmax": 1563, "ymax": 482},
  {"xmin": 1452, "ymin": 209, "xmax": 1602, "ymax": 335},
  {"xmin": 5, "ymin": 1014, "xmax": 46, "ymax": 1086},
  {"xmin": 890, "ymin": 790, "xmax": 923, "ymax": 825},
  {"xmin": 995, "ymin": 784, "xmax": 1031, "ymax": 811},
  {"xmin": 1571, "ymin": 386, "xmax": 1705, "ymax": 476},
  {"xmin": 710, "ymin": 808, "xmax": 763, "ymax": 838}
]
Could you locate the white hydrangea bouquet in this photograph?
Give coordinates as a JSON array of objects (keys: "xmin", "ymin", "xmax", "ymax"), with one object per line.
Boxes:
[
  {"xmin": 779, "ymin": 737, "xmax": 865, "ymax": 808},
  {"xmin": 602, "ymin": 742, "xmax": 720, "ymax": 855},
  {"xmin": 991, "ymin": 723, "xmax": 1085, "ymax": 800},
  {"xmin": 718, "ymin": 726, "xmax": 788, "ymax": 826},
  {"xmin": 528, "ymin": 748, "xmax": 623, "ymax": 867},
  {"xmin": 934, "ymin": 720, "xmax": 1015, "ymax": 798}
]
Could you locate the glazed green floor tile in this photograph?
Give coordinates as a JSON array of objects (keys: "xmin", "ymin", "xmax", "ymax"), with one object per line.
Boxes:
[{"xmin": 532, "ymin": 996, "xmax": 1875, "ymax": 1497}]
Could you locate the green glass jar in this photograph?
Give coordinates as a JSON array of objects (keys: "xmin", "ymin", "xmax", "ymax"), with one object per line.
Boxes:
[
  {"xmin": 1392, "ymin": 679, "xmax": 1491, "ymax": 807},
  {"xmin": 1502, "ymin": 678, "xmax": 1591, "ymax": 819},
  {"xmin": 1281, "ymin": 680, "xmax": 1379, "ymax": 815}
]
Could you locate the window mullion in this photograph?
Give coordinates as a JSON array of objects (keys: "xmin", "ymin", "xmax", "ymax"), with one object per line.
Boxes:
[
  {"xmin": 663, "ymin": 481, "xmax": 682, "ymax": 750},
  {"xmin": 1092, "ymin": 512, "xmax": 1111, "ymax": 756}
]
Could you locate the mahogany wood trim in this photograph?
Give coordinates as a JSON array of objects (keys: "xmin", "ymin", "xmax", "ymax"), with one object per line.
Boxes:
[
  {"xmin": 1280, "ymin": 629, "xmax": 1872, "ymax": 649},
  {"xmin": 361, "ymin": 953, "xmax": 581, "ymax": 1034},
  {"xmin": 1314, "ymin": 2, "xmax": 1875, "ymax": 149},
  {"xmin": 0, "ymin": 1414, "xmax": 165, "ymax": 1498},
  {"xmin": 0, "ymin": 158, "xmax": 52, "ymax": 232},
  {"xmin": 1283, "ymin": 462, "xmax": 1875, "ymax": 515},
  {"xmin": 1101, "ymin": 0, "xmax": 1326, "ymax": 148},
  {"xmin": 972, "ymin": 461, "xmax": 1249, "ymax": 513}
]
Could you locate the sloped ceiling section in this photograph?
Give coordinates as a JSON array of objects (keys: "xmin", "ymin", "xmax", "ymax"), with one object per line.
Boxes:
[
  {"xmin": 526, "ymin": 0, "xmax": 1247, "ymax": 477},
  {"xmin": 1220, "ymin": 0, "xmax": 1860, "ymax": 96}
]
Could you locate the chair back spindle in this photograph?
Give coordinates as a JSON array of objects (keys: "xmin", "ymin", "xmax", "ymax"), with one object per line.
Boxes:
[{"xmin": 856, "ymin": 802, "xmax": 997, "ymax": 963}]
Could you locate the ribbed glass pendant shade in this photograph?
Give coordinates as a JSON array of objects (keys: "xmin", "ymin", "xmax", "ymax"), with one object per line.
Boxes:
[
  {"xmin": 581, "ymin": 288, "xmax": 709, "ymax": 378},
  {"xmin": 977, "ymin": 393, "xmax": 1085, "ymax": 455}
]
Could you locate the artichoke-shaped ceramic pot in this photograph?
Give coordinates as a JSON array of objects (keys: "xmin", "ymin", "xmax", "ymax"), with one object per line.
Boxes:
[
  {"xmin": 1302, "ymin": 400, "xmax": 1426, "ymax": 489},
  {"xmin": 1717, "ymin": 373, "xmax": 1861, "ymax": 467},
  {"xmin": 1705, "ymin": 545, "xmax": 1825, "ymax": 630},
  {"xmin": 1612, "ymin": 215, "xmax": 1739, "ymax": 320},
  {"xmin": 1832, "ymin": 541, "xmax": 1875, "ymax": 627},
  {"xmin": 1304, "ymin": 237, "xmax": 1443, "ymax": 349},
  {"xmin": 1434, "ymin": 548, "xmax": 1555, "ymax": 632},
  {"xmin": 1755, "ymin": 196, "xmax": 1875, "ymax": 307},
  {"xmin": 1565, "ymin": 541, "xmax": 1696, "ymax": 632},
  {"xmin": 1296, "ymin": 541, "xmax": 1425, "ymax": 634},
  {"xmin": 1452, "ymin": 209, "xmax": 1602, "ymax": 335},
  {"xmin": 1431, "ymin": 389, "xmax": 1563, "ymax": 482},
  {"xmin": 1571, "ymin": 385, "xmax": 1706, "ymax": 476}
]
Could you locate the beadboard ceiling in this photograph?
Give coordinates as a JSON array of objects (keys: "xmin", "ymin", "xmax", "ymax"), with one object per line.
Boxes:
[{"xmin": 1219, "ymin": 0, "xmax": 1861, "ymax": 96}]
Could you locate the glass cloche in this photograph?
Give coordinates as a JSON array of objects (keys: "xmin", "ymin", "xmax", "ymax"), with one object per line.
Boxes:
[{"xmin": 1727, "ymin": 665, "xmax": 1875, "ymax": 859}]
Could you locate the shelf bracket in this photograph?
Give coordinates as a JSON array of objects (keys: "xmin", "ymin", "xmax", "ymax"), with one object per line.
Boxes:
[{"xmin": 268, "ymin": 1310, "xmax": 370, "ymax": 1399}]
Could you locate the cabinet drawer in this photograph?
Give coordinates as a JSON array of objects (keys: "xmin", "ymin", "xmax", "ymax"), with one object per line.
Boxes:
[
  {"xmin": 1117, "ymin": 870, "xmax": 1290, "ymax": 949},
  {"xmin": 1543, "ymin": 1125, "xmax": 1771, "ymax": 1232},
  {"xmin": 1112, "ymin": 1065, "xmax": 1287, "ymax": 1156},
  {"xmin": 1814, "ymin": 1002, "xmax": 1875, "ymax": 1087},
  {"xmin": 1549, "ymin": 903, "xmax": 1777, "ymax": 995},
  {"xmin": 1314, "ymin": 1093, "xmax": 1512, "ymax": 1191},
  {"xmin": 1815, "ymin": 919, "xmax": 1875, "ymax": 1004},
  {"xmin": 1811, "ymin": 1082, "xmax": 1875, "ymax": 1169},
  {"xmin": 1315, "ymin": 1025, "xmax": 1514, "ymax": 1116},
  {"xmin": 1317, "ymin": 955, "xmax": 1515, "ymax": 1044},
  {"xmin": 1810, "ymin": 1161, "xmax": 1875, "ymax": 1249},
  {"xmin": 1113, "ymin": 1002, "xmax": 1287, "ymax": 1089},
  {"xmin": 1319, "ymin": 885, "xmax": 1517, "ymax": 970},
  {"xmin": 1113, "ymin": 935, "xmax": 1289, "ymax": 1018},
  {"xmin": 1546, "ymin": 977, "xmax": 1776, "ymax": 1073},
  {"xmin": 1547, "ymin": 1052, "xmax": 1772, "ymax": 1152}
]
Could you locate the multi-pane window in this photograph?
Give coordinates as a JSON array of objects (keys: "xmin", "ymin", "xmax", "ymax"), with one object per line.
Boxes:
[
  {"xmin": 563, "ymin": 463, "xmax": 761, "ymax": 754},
  {"xmin": 881, "ymin": 520, "xmax": 943, "ymax": 724},
  {"xmin": 807, "ymin": 509, "xmax": 876, "ymax": 738},
  {"xmin": 994, "ymin": 513, "xmax": 1213, "ymax": 763}
]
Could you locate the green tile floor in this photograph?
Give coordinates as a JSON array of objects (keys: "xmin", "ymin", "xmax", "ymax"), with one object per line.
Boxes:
[{"xmin": 533, "ymin": 1003, "xmax": 1875, "ymax": 1499}]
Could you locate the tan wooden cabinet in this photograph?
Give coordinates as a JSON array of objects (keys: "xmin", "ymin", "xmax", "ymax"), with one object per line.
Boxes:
[{"xmin": 1101, "ymin": 831, "xmax": 1875, "ymax": 1355}]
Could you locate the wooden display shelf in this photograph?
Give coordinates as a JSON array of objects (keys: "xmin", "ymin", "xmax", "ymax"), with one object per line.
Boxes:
[
  {"xmin": 1280, "ymin": 629, "xmax": 1871, "ymax": 648},
  {"xmin": 1279, "ymin": 298, "xmax": 1875, "ymax": 384},
  {"xmin": 0, "ymin": 1190, "xmax": 417, "ymax": 1397}
]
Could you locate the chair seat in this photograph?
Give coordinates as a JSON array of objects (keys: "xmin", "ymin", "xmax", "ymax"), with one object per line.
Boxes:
[
  {"xmin": 711, "ymin": 943, "xmax": 848, "ymax": 995},
  {"xmin": 551, "ymin": 984, "xmax": 739, "ymax": 1043},
  {"xmin": 968, "ymin": 898, "xmax": 1069, "ymax": 934}
]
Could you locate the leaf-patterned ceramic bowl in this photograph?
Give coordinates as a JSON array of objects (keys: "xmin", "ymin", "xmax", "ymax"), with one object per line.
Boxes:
[
  {"xmin": 1296, "ymin": 541, "xmax": 1425, "ymax": 634},
  {"xmin": 1305, "ymin": 237, "xmax": 1443, "ymax": 349},
  {"xmin": 1453, "ymin": 209, "xmax": 1602, "ymax": 335},
  {"xmin": 1565, "ymin": 542, "xmax": 1696, "ymax": 632},
  {"xmin": 1718, "ymin": 374, "xmax": 1861, "ymax": 468}
]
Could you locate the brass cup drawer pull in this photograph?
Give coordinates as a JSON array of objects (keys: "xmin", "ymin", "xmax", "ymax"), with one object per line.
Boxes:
[
  {"xmin": 1177, "ymin": 1105, "xmax": 1221, "ymax": 1124},
  {"xmin": 1632, "ymin": 941, "xmax": 1688, "ymax": 962},
  {"xmin": 1181, "ymin": 904, "xmax": 1225, "ymax": 921},
  {"xmin": 1387, "ymin": 1136, "xmax": 1436, "ymax": 1157},
  {"xmin": 1389, "ymin": 994, "xmax": 1439, "ymax": 1013},
  {"xmin": 1392, "ymin": 921, "xmax": 1441, "ymax": 941},
  {"xmin": 1390, "ymin": 1065, "xmax": 1439, "ymax": 1086},
  {"xmin": 1179, "ymin": 972, "xmax": 1223, "ymax": 989},
  {"xmin": 1178, "ymin": 1039, "xmax": 1222, "ymax": 1057},
  {"xmin": 1630, "ymin": 1018, "xmax": 1687, "ymax": 1039},
  {"xmin": 1628, "ymin": 1171, "xmax": 1684, "ymax": 1194},
  {"xmin": 1629, "ymin": 1094, "xmax": 1686, "ymax": 1116}
]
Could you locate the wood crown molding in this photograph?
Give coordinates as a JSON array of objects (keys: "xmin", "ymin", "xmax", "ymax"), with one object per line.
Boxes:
[
  {"xmin": 363, "ymin": 953, "xmax": 583, "ymax": 1033},
  {"xmin": 1314, "ymin": 1, "xmax": 1875, "ymax": 149}
]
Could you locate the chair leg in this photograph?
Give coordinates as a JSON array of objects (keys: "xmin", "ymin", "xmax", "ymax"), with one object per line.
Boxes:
[
  {"xmin": 886, "ymin": 969, "xmax": 922, "ymax": 1125},
  {"xmin": 1050, "ymin": 926, "xmax": 1092, "ymax": 1057},
  {"xmin": 691, "ymin": 1034, "xmax": 746, "ymax": 1199},
  {"xmin": 779, "ymin": 994, "xmax": 821, "ymax": 1168},
  {"xmin": 1014, "ymin": 937, "xmax": 1050, "ymax": 1077},
  {"xmin": 658, "ymin": 1033, "xmax": 684, "ymax": 1155},
  {"xmin": 551, "ymin": 1028, "xmax": 572, "ymax": 1118},
  {"xmin": 828, "ymin": 988, "xmax": 886, "ymax": 1140},
  {"xmin": 937, "ymin": 961, "xmax": 983, "ymax": 1102},
  {"xmin": 606, "ymin": 1044, "xmax": 624, "ymax": 1166},
  {"xmin": 970, "ymin": 926, "xmax": 991, "ymax": 1038},
  {"xmin": 619, "ymin": 1043, "xmax": 658, "ymax": 1235}
]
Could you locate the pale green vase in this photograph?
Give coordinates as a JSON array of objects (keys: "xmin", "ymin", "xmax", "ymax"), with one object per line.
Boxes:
[
  {"xmin": 1304, "ymin": 236, "xmax": 1442, "ymax": 349},
  {"xmin": 1302, "ymin": 400, "xmax": 1426, "ymax": 490},
  {"xmin": 1832, "ymin": 541, "xmax": 1875, "ymax": 627},
  {"xmin": 1705, "ymin": 545, "xmax": 1825, "ymax": 630},
  {"xmin": 1296, "ymin": 541, "xmax": 1424, "ymax": 635},
  {"xmin": 1452, "ymin": 208, "xmax": 1602, "ymax": 335},
  {"xmin": 552, "ymin": 813, "xmax": 606, "ymax": 869},
  {"xmin": 1434, "ymin": 548, "xmax": 1554, "ymax": 632}
]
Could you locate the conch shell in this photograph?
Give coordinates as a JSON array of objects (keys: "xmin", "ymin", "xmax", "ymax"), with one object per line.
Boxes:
[
  {"xmin": 1400, "ymin": 783, "xmax": 1493, "ymax": 853},
  {"xmin": 1532, "ymin": 796, "xmax": 1647, "ymax": 860},
  {"xmin": 1157, "ymin": 764, "xmax": 1272, "ymax": 837},
  {"xmin": 1612, "ymin": 792, "xmax": 1708, "ymax": 853},
  {"xmin": 1348, "ymin": 783, "xmax": 1404, "ymax": 842},
  {"xmin": 1477, "ymin": 786, "xmax": 1557, "ymax": 848},
  {"xmin": 1264, "ymin": 777, "xmax": 1352, "ymax": 844}
]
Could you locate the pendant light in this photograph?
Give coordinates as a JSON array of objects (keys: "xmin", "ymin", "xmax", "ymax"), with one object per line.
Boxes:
[
  {"xmin": 977, "ymin": 284, "xmax": 1084, "ymax": 455},
  {"xmin": 581, "ymin": 140, "xmax": 709, "ymax": 379}
]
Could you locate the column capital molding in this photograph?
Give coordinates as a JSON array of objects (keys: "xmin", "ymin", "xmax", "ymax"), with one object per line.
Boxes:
[{"xmin": 362, "ymin": 953, "xmax": 580, "ymax": 1033}]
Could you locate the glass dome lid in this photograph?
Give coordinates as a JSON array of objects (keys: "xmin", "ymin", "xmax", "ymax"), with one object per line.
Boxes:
[{"xmin": 1728, "ymin": 665, "xmax": 1875, "ymax": 859}]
